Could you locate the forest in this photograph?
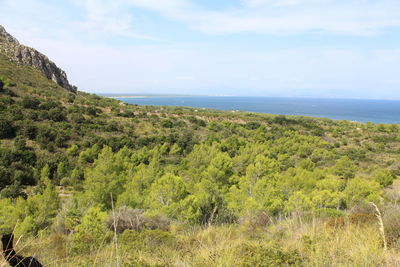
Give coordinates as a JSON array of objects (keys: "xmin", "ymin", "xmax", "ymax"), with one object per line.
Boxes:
[{"xmin": 1, "ymin": 52, "xmax": 400, "ymax": 266}]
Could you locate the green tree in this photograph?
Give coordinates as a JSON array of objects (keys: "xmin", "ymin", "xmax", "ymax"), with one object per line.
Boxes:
[
  {"xmin": 0, "ymin": 118, "xmax": 16, "ymax": 139},
  {"xmin": 343, "ymin": 177, "xmax": 381, "ymax": 206},
  {"xmin": 70, "ymin": 206, "xmax": 110, "ymax": 254},
  {"xmin": 333, "ymin": 156, "xmax": 356, "ymax": 179},
  {"xmin": 117, "ymin": 163, "xmax": 160, "ymax": 208},
  {"xmin": 285, "ymin": 191, "xmax": 313, "ymax": 213},
  {"xmin": 84, "ymin": 146, "xmax": 132, "ymax": 208},
  {"xmin": 373, "ymin": 169, "xmax": 395, "ymax": 187},
  {"xmin": 146, "ymin": 173, "xmax": 187, "ymax": 217}
]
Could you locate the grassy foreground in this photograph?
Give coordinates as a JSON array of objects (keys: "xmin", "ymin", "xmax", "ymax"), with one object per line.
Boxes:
[{"xmin": 7, "ymin": 213, "xmax": 400, "ymax": 267}]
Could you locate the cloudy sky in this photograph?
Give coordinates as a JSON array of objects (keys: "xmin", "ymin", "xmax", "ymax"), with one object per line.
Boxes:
[{"xmin": 1, "ymin": 0, "xmax": 400, "ymax": 98}]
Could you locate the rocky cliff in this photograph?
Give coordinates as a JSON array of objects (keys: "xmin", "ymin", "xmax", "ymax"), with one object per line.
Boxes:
[{"xmin": 0, "ymin": 25, "xmax": 76, "ymax": 92}]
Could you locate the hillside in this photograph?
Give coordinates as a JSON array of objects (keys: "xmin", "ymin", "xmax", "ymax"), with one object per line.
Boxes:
[
  {"xmin": 1, "ymin": 26, "xmax": 400, "ymax": 266},
  {"xmin": 0, "ymin": 25, "xmax": 75, "ymax": 91}
]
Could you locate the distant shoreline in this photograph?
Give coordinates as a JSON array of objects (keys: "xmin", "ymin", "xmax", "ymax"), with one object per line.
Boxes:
[
  {"xmin": 112, "ymin": 96, "xmax": 400, "ymax": 124},
  {"xmin": 104, "ymin": 94, "xmax": 232, "ymax": 99},
  {"xmin": 108, "ymin": 95, "xmax": 150, "ymax": 99},
  {"xmin": 97, "ymin": 94, "xmax": 400, "ymax": 101}
]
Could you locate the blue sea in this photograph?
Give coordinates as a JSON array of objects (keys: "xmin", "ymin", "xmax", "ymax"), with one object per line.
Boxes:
[{"xmin": 115, "ymin": 96, "xmax": 400, "ymax": 124}]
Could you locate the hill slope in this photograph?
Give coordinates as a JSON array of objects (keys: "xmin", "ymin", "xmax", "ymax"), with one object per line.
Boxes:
[{"xmin": 0, "ymin": 25, "xmax": 75, "ymax": 91}]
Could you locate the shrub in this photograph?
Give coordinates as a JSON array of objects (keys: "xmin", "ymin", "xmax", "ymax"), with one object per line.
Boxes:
[
  {"xmin": 70, "ymin": 206, "xmax": 110, "ymax": 254},
  {"xmin": 314, "ymin": 208, "xmax": 344, "ymax": 218},
  {"xmin": 106, "ymin": 207, "xmax": 171, "ymax": 234},
  {"xmin": 382, "ymin": 205, "xmax": 400, "ymax": 247},
  {"xmin": 119, "ymin": 229, "xmax": 175, "ymax": 248},
  {"xmin": 20, "ymin": 121, "xmax": 38, "ymax": 139},
  {"xmin": 48, "ymin": 107, "xmax": 67, "ymax": 122},
  {"xmin": 246, "ymin": 122, "xmax": 261, "ymax": 130},
  {"xmin": 144, "ymin": 213, "xmax": 170, "ymax": 231},
  {"xmin": 239, "ymin": 212, "xmax": 272, "ymax": 229},
  {"xmin": 107, "ymin": 207, "xmax": 146, "ymax": 233},
  {"xmin": 373, "ymin": 169, "xmax": 395, "ymax": 187},
  {"xmin": 161, "ymin": 119, "xmax": 174, "ymax": 128},
  {"xmin": 349, "ymin": 202, "xmax": 376, "ymax": 215},
  {"xmin": 236, "ymin": 242, "xmax": 302, "ymax": 266},
  {"xmin": 21, "ymin": 96, "xmax": 41, "ymax": 109},
  {"xmin": 325, "ymin": 213, "xmax": 377, "ymax": 229},
  {"xmin": 60, "ymin": 177, "xmax": 72, "ymax": 187},
  {"xmin": 0, "ymin": 118, "xmax": 16, "ymax": 139}
]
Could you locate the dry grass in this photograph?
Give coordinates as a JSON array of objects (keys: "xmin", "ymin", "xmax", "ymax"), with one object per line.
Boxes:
[{"xmin": 2, "ymin": 214, "xmax": 399, "ymax": 267}]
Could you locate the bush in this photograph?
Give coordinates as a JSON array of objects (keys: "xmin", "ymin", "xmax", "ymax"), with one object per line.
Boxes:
[
  {"xmin": 70, "ymin": 206, "xmax": 110, "ymax": 254},
  {"xmin": 349, "ymin": 202, "xmax": 376, "ymax": 215},
  {"xmin": 119, "ymin": 229, "xmax": 175, "ymax": 248},
  {"xmin": 20, "ymin": 121, "xmax": 38, "ymax": 139},
  {"xmin": 373, "ymin": 169, "xmax": 395, "ymax": 187},
  {"xmin": 60, "ymin": 177, "xmax": 72, "ymax": 187},
  {"xmin": 239, "ymin": 212, "xmax": 272, "ymax": 229},
  {"xmin": 382, "ymin": 205, "xmax": 400, "ymax": 247},
  {"xmin": 21, "ymin": 96, "xmax": 41, "ymax": 109},
  {"xmin": 107, "ymin": 207, "xmax": 146, "ymax": 233},
  {"xmin": 144, "ymin": 213, "xmax": 170, "ymax": 231},
  {"xmin": 106, "ymin": 207, "xmax": 170, "ymax": 234},
  {"xmin": 161, "ymin": 119, "xmax": 174, "ymax": 128},
  {"xmin": 0, "ymin": 118, "xmax": 16, "ymax": 139},
  {"xmin": 246, "ymin": 122, "xmax": 261, "ymax": 130},
  {"xmin": 325, "ymin": 213, "xmax": 377, "ymax": 228},
  {"xmin": 48, "ymin": 107, "xmax": 67, "ymax": 122},
  {"xmin": 314, "ymin": 208, "xmax": 344, "ymax": 218},
  {"xmin": 236, "ymin": 243, "xmax": 302, "ymax": 266}
]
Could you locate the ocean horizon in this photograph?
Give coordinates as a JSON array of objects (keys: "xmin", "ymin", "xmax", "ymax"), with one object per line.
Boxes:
[{"xmin": 114, "ymin": 96, "xmax": 400, "ymax": 124}]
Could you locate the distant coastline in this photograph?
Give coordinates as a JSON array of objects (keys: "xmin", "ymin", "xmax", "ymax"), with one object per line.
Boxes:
[
  {"xmin": 113, "ymin": 95, "xmax": 400, "ymax": 124},
  {"xmin": 99, "ymin": 94, "xmax": 233, "ymax": 99},
  {"xmin": 107, "ymin": 95, "xmax": 150, "ymax": 99}
]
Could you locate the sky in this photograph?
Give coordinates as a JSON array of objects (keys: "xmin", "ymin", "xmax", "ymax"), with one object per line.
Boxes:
[{"xmin": 1, "ymin": 0, "xmax": 400, "ymax": 99}]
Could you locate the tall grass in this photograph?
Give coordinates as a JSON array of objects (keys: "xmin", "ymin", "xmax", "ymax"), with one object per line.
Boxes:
[{"xmin": 3, "ymin": 213, "xmax": 399, "ymax": 266}]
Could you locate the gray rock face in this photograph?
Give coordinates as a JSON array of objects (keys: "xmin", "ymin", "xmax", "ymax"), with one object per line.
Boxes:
[
  {"xmin": 0, "ymin": 26, "xmax": 19, "ymax": 44},
  {"xmin": 0, "ymin": 25, "xmax": 76, "ymax": 92}
]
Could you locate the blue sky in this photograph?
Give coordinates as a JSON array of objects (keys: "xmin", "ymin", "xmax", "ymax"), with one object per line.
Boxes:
[{"xmin": 1, "ymin": 0, "xmax": 400, "ymax": 99}]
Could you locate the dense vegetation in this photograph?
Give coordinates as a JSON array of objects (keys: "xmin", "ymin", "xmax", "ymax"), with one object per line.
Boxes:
[{"xmin": 1, "ymin": 52, "xmax": 400, "ymax": 266}]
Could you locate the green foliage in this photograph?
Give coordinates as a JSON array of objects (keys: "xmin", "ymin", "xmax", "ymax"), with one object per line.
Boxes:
[
  {"xmin": 120, "ymin": 229, "xmax": 175, "ymax": 249},
  {"xmin": 237, "ymin": 243, "xmax": 302, "ymax": 266},
  {"xmin": 0, "ymin": 198, "xmax": 20, "ymax": 233},
  {"xmin": 79, "ymin": 144, "xmax": 100, "ymax": 164},
  {"xmin": 333, "ymin": 156, "xmax": 356, "ymax": 179},
  {"xmin": 84, "ymin": 146, "xmax": 132, "ymax": 208},
  {"xmin": 21, "ymin": 96, "xmax": 41, "ymax": 109},
  {"xmin": 16, "ymin": 166, "xmax": 61, "ymax": 234},
  {"xmin": 0, "ymin": 118, "xmax": 16, "ymax": 138},
  {"xmin": 373, "ymin": 169, "xmax": 395, "ymax": 187},
  {"xmin": 146, "ymin": 173, "xmax": 187, "ymax": 216},
  {"xmin": 343, "ymin": 178, "xmax": 381, "ymax": 206},
  {"xmin": 66, "ymin": 144, "xmax": 79, "ymax": 156},
  {"xmin": 70, "ymin": 206, "xmax": 110, "ymax": 254}
]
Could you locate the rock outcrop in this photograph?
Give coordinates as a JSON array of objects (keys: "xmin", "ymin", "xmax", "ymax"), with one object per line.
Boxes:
[{"xmin": 0, "ymin": 25, "xmax": 76, "ymax": 92}]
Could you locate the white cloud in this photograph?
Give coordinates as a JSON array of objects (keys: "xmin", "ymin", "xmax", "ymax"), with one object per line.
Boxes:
[
  {"xmin": 122, "ymin": 0, "xmax": 400, "ymax": 36},
  {"xmin": 71, "ymin": 0, "xmax": 159, "ymax": 40},
  {"xmin": 4, "ymin": 0, "xmax": 399, "ymax": 39},
  {"xmin": 242, "ymin": 0, "xmax": 306, "ymax": 7}
]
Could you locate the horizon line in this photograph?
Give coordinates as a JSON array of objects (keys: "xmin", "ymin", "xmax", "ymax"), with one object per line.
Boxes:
[{"xmin": 92, "ymin": 92, "xmax": 400, "ymax": 101}]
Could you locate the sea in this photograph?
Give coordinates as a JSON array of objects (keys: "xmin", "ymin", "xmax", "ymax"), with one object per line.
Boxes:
[{"xmin": 114, "ymin": 96, "xmax": 400, "ymax": 124}]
